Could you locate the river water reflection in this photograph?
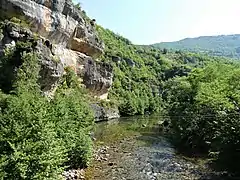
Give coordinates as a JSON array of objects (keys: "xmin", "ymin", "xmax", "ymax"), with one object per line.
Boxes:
[{"xmin": 85, "ymin": 115, "xmax": 228, "ymax": 180}]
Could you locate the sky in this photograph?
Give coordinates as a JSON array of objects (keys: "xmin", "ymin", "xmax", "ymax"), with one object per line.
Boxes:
[{"xmin": 73, "ymin": 0, "xmax": 240, "ymax": 45}]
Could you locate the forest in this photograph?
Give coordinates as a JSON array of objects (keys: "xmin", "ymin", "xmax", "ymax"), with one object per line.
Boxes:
[
  {"xmin": 152, "ymin": 34, "xmax": 240, "ymax": 59},
  {"xmin": 97, "ymin": 25, "xmax": 240, "ymax": 174}
]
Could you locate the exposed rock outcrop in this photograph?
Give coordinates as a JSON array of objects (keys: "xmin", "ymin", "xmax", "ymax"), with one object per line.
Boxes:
[
  {"xmin": 0, "ymin": 0, "xmax": 117, "ymax": 120},
  {"xmin": 0, "ymin": 21, "xmax": 65, "ymax": 92},
  {"xmin": 0, "ymin": 21, "xmax": 32, "ymax": 55},
  {"xmin": 68, "ymin": 25, "xmax": 104, "ymax": 58},
  {"xmin": 37, "ymin": 43, "xmax": 64, "ymax": 92},
  {"xmin": 53, "ymin": 45, "xmax": 113, "ymax": 98},
  {"xmin": 0, "ymin": 0, "xmax": 114, "ymax": 97},
  {"xmin": 0, "ymin": 0, "xmax": 104, "ymax": 58},
  {"xmin": 91, "ymin": 103, "xmax": 120, "ymax": 122},
  {"xmin": 110, "ymin": 55, "xmax": 136, "ymax": 67},
  {"xmin": 123, "ymin": 57, "xmax": 135, "ymax": 67},
  {"xmin": 83, "ymin": 60, "xmax": 113, "ymax": 98},
  {"xmin": 0, "ymin": 21, "xmax": 113, "ymax": 97},
  {"xmin": 111, "ymin": 55, "xmax": 122, "ymax": 63}
]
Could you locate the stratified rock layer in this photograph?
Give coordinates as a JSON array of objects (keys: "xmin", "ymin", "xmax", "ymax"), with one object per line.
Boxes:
[
  {"xmin": 0, "ymin": 0, "xmax": 104, "ymax": 57},
  {"xmin": 0, "ymin": 0, "xmax": 113, "ymax": 100}
]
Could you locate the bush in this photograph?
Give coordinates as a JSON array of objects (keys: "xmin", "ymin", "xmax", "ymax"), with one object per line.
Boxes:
[
  {"xmin": 10, "ymin": 17, "xmax": 30, "ymax": 29},
  {"xmin": 0, "ymin": 51, "xmax": 66, "ymax": 179},
  {"xmin": 166, "ymin": 63, "xmax": 240, "ymax": 173},
  {"xmin": 68, "ymin": 130, "xmax": 93, "ymax": 168},
  {"xmin": 0, "ymin": 40, "xmax": 94, "ymax": 178},
  {"xmin": 50, "ymin": 86, "xmax": 94, "ymax": 168},
  {"xmin": 50, "ymin": 67, "xmax": 94, "ymax": 168},
  {"xmin": 0, "ymin": 91, "xmax": 66, "ymax": 180}
]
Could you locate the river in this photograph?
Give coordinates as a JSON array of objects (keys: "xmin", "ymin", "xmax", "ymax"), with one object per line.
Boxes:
[{"xmin": 84, "ymin": 115, "xmax": 230, "ymax": 180}]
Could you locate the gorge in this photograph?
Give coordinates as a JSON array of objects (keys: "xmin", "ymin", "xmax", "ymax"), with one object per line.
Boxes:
[{"xmin": 0, "ymin": 0, "xmax": 240, "ymax": 180}]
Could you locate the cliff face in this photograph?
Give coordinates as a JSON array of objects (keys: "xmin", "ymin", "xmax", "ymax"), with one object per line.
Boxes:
[
  {"xmin": 0, "ymin": 0, "xmax": 104, "ymax": 57},
  {"xmin": 0, "ymin": 0, "xmax": 113, "ymax": 100}
]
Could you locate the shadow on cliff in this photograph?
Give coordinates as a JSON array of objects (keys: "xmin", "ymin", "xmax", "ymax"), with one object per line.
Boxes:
[{"xmin": 0, "ymin": 43, "xmax": 33, "ymax": 93}]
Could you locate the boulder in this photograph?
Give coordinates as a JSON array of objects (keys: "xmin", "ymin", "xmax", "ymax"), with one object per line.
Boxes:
[
  {"xmin": 90, "ymin": 103, "xmax": 120, "ymax": 122},
  {"xmin": 111, "ymin": 55, "xmax": 122, "ymax": 63}
]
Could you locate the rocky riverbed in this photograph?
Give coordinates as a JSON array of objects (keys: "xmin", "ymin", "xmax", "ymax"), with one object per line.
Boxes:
[{"xmin": 83, "ymin": 116, "xmax": 233, "ymax": 180}]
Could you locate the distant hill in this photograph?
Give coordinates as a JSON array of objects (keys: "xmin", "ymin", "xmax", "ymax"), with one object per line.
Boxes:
[{"xmin": 152, "ymin": 34, "xmax": 240, "ymax": 59}]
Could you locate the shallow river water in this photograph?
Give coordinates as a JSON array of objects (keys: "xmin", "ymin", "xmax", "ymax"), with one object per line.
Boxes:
[{"xmin": 85, "ymin": 115, "xmax": 231, "ymax": 180}]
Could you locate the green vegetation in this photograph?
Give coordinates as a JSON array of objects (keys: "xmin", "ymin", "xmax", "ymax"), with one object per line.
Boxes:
[
  {"xmin": 0, "ymin": 34, "xmax": 93, "ymax": 179},
  {"xmin": 165, "ymin": 62, "xmax": 240, "ymax": 173},
  {"xmin": 152, "ymin": 34, "xmax": 240, "ymax": 59},
  {"xmin": 97, "ymin": 25, "xmax": 240, "ymax": 174},
  {"xmin": 1, "ymin": 9, "xmax": 240, "ymax": 178},
  {"xmin": 9, "ymin": 17, "xmax": 30, "ymax": 29},
  {"xmin": 97, "ymin": 27, "xmax": 186, "ymax": 115},
  {"xmin": 96, "ymin": 26, "xmax": 231, "ymax": 116},
  {"xmin": 74, "ymin": 3, "xmax": 81, "ymax": 10}
]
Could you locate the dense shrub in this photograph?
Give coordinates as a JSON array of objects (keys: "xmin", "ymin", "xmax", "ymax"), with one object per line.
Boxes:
[
  {"xmin": 0, "ymin": 39, "xmax": 94, "ymax": 178},
  {"xmin": 51, "ymin": 86, "xmax": 94, "ymax": 168},
  {"xmin": 0, "ymin": 51, "xmax": 66, "ymax": 179},
  {"xmin": 0, "ymin": 90, "xmax": 66, "ymax": 180},
  {"xmin": 166, "ymin": 62, "xmax": 240, "ymax": 173}
]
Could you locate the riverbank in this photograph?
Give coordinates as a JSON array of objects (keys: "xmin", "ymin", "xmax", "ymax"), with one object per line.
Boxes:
[{"xmin": 84, "ymin": 116, "xmax": 230, "ymax": 180}]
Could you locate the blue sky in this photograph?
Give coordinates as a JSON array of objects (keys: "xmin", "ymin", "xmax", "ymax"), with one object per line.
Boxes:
[{"xmin": 73, "ymin": 0, "xmax": 240, "ymax": 45}]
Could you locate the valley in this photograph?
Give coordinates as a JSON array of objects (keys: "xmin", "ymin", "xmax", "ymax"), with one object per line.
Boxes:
[{"xmin": 0, "ymin": 0, "xmax": 240, "ymax": 179}]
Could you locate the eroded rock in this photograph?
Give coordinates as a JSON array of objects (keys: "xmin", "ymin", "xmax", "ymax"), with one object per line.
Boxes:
[
  {"xmin": 0, "ymin": 21, "xmax": 65, "ymax": 93},
  {"xmin": 83, "ymin": 60, "xmax": 113, "ymax": 96},
  {"xmin": 0, "ymin": 0, "xmax": 104, "ymax": 57},
  {"xmin": 37, "ymin": 42, "xmax": 64, "ymax": 92},
  {"xmin": 53, "ymin": 45, "xmax": 114, "ymax": 99},
  {"xmin": 68, "ymin": 25, "xmax": 104, "ymax": 58},
  {"xmin": 0, "ymin": 19, "xmax": 111, "ymax": 100},
  {"xmin": 0, "ymin": 1, "xmax": 115, "ymax": 119}
]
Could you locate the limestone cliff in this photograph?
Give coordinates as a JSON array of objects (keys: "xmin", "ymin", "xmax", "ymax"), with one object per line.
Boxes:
[
  {"xmin": 0, "ymin": 0, "xmax": 112, "ymax": 99},
  {"xmin": 0, "ymin": 0, "xmax": 104, "ymax": 57},
  {"xmin": 0, "ymin": 0, "xmax": 118, "ymax": 120}
]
